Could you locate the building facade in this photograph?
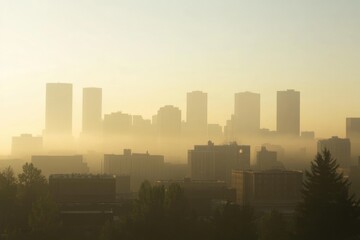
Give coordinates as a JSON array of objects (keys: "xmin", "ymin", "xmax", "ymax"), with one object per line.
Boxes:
[
  {"xmin": 277, "ymin": 89, "xmax": 300, "ymax": 137},
  {"xmin": 232, "ymin": 169, "xmax": 303, "ymax": 211}
]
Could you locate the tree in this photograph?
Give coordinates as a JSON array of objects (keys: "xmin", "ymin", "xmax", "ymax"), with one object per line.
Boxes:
[
  {"xmin": 0, "ymin": 167, "xmax": 18, "ymax": 233},
  {"xmin": 296, "ymin": 149, "xmax": 360, "ymax": 240},
  {"xmin": 259, "ymin": 210, "xmax": 291, "ymax": 240},
  {"xmin": 17, "ymin": 163, "xmax": 49, "ymax": 231},
  {"xmin": 28, "ymin": 193, "xmax": 61, "ymax": 239},
  {"xmin": 214, "ymin": 203, "xmax": 257, "ymax": 240}
]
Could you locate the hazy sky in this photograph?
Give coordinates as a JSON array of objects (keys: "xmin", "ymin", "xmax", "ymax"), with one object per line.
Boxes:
[{"xmin": 0, "ymin": 0, "xmax": 359, "ymax": 153}]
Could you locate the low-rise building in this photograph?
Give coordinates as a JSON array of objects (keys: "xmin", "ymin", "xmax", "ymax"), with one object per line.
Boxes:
[{"xmin": 232, "ymin": 169, "xmax": 303, "ymax": 211}]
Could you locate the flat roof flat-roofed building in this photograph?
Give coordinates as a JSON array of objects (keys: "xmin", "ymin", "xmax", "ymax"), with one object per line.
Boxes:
[
  {"xmin": 188, "ymin": 141, "xmax": 250, "ymax": 185},
  {"xmin": 232, "ymin": 169, "xmax": 303, "ymax": 211},
  {"xmin": 31, "ymin": 155, "xmax": 89, "ymax": 177},
  {"xmin": 104, "ymin": 149, "xmax": 164, "ymax": 192},
  {"xmin": 49, "ymin": 174, "xmax": 118, "ymax": 203},
  {"xmin": 317, "ymin": 136, "xmax": 351, "ymax": 168}
]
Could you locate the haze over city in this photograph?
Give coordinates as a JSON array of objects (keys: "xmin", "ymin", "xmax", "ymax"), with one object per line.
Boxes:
[
  {"xmin": 1, "ymin": 1, "xmax": 360, "ymax": 240},
  {"xmin": 1, "ymin": 0, "xmax": 360, "ymax": 153}
]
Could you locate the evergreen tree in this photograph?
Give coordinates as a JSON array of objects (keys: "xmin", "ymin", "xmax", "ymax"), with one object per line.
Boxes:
[
  {"xmin": 259, "ymin": 210, "xmax": 290, "ymax": 240},
  {"xmin": 296, "ymin": 149, "xmax": 360, "ymax": 240}
]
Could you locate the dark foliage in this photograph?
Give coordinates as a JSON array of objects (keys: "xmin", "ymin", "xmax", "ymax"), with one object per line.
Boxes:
[{"xmin": 295, "ymin": 149, "xmax": 360, "ymax": 240}]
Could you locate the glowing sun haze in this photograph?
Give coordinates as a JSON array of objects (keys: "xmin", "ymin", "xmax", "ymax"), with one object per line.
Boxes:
[{"xmin": 0, "ymin": 0, "xmax": 359, "ymax": 153}]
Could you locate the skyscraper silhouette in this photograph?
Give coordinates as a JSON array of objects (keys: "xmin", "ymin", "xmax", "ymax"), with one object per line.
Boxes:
[
  {"xmin": 234, "ymin": 92, "xmax": 260, "ymax": 136},
  {"xmin": 45, "ymin": 83, "xmax": 73, "ymax": 135},
  {"xmin": 82, "ymin": 88, "xmax": 102, "ymax": 135},
  {"xmin": 156, "ymin": 105, "xmax": 181, "ymax": 137},
  {"xmin": 346, "ymin": 118, "xmax": 360, "ymax": 157},
  {"xmin": 186, "ymin": 91, "xmax": 208, "ymax": 136},
  {"xmin": 277, "ymin": 89, "xmax": 300, "ymax": 136}
]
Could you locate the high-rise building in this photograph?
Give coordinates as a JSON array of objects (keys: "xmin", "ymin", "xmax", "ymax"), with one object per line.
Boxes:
[
  {"xmin": 45, "ymin": 83, "xmax": 73, "ymax": 135},
  {"xmin": 103, "ymin": 112, "xmax": 132, "ymax": 136},
  {"xmin": 234, "ymin": 92, "xmax": 260, "ymax": 136},
  {"xmin": 346, "ymin": 118, "xmax": 360, "ymax": 157},
  {"xmin": 318, "ymin": 136, "xmax": 351, "ymax": 168},
  {"xmin": 82, "ymin": 88, "xmax": 102, "ymax": 135},
  {"xmin": 186, "ymin": 91, "xmax": 208, "ymax": 136},
  {"xmin": 257, "ymin": 147, "xmax": 276, "ymax": 169},
  {"xmin": 156, "ymin": 105, "xmax": 181, "ymax": 137},
  {"xmin": 188, "ymin": 141, "xmax": 251, "ymax": 185},
  {"xmin": 277, "ymin": 89, "xmax": 300, "ymax": 136},
  {"xmin": 346, "ymin": 118, "xmax": 360, "ymax": 139}
]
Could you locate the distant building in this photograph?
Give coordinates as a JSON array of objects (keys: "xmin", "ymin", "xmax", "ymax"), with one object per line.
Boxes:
[
  {"xmin": 186, "ymin": 91, "xmax": 208, "ymax": 136},
  {"xmin": 232, "ymin": 170, "xmax": 303, "ymax": 211},
  {"xmin": 82, "ymin": 88, "xmax": 102, "ymax": 136},
  {"xmin": 256, "ymin": 146, "xmax": 284, "ymax": 170},
  {"xmin": 346, "ymin": 118, "xmax": 360, "ymax": 139},
  {"xmin": 132, "ymin": 115, "xmax": 152, "ymax": 135},
  {"xmin": 277, "ymin": 89, "xmax": 300, "ymax": 136},
  {"xmin": 11, "ymin": 134, "xmax": 43, "ymax": 157},
  {"xmin": 188, "ymin": 141, "xmax": 250, "ymax": 185},
  {"xmin": 318, "ymin": 136, "xmax": 351, "ymax": 168},
  {"xmin": 31, "ymin": 155, "xmax": 89, "ymax": 176},
  {"xmin": 233, "ymin": 92, "xmax": 261, "ymax": 137},
  {"xmin": 45, "ymin": 83, "xmax": 73, "ymax": 135},
  {"xmin": 163, "ymin": 163, "xmax": 187, "ymax": 180},
  {"xmin": 104, "ymin": 149, "xmax": 164, "ymax": 191},
  {"xmin": 156, "ymin": 179, "xmax": 235, "ymax": 216},
  {"xmin": 301, "ymin": 131, "xmax": 315, "ymax": 140},
  {"xmin": 349, "ymin": 157, "xmax": 360, "ymax": 198},
  {"xmin": 346, "ymin": 118, "xmax": 360, "ymax": 157},
  {"xmin": 103, "ymin": 112, "xmax": 132, "ymax": 136},
  {"xmin": 207, "ymin": 124, "xmax": 223, "ymax": 140},
  {"xmin": 156, "ymin": 105, "xmax": 182, "ymax": 137},
  {"xmin": 49, "ymin": 174, "xmax": 119, "ymax": 203},
  {"xmin": 49, "ymin": 174, "xmax": 125, "ymax": 227}
]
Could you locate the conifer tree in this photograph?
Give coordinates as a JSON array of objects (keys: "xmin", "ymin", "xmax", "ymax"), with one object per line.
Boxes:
[{"xmin": 296, "ymin": 149, "xmax": 360, "ymax": 240}]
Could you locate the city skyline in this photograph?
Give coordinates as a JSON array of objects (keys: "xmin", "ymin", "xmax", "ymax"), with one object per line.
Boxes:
[
  {"xmin": 1, "ymin": 83, "xmax": 360, "ymax": 154},
  {"xmin": 1, "ymin": 1, "xmax": 360, "ymax": 153}
]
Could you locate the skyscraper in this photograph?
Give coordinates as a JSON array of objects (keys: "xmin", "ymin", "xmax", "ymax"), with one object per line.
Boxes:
[
  {"xmin": 346, "ymin": 118, "xmax": 360, "ymax": 139},
  {"xmin": 346, "ymin": 118, "xmax": 360, "ymax": 157},
  {"xmin": 82, "ymin": 88, "xmax": 102, "ymax": 135},
  {"xmin": 318, "ymin": 136, "xmax": 351, "ymax": 168},
  {"xmin": 45, "ymin": 83, "xmax": 73, "ymax": 135},
  {"xmin": 156, "ymin": 105, "xmax": 181, "ymax": 137},
  {"xmin": 186, "ymin": 91, "xmax": 208, "ymax": 136},
  {"xmin": 277, "ymin": 89, "xmax": 300, "ymax": 136},
  {"xmin": 234, "ymin": 92, "xmax": 260, "ymax": 136}
]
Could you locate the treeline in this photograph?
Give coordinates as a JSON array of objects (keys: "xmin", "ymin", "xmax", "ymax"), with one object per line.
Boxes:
[
  {"xmin": 0, "ymin": 163, "xmax": 60, "ymax": 240},
  {"xmin": 1, "ymin": 150, "xmax": 360, "ymax": 240}
]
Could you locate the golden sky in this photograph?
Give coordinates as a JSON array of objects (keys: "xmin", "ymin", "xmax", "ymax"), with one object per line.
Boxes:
[{"xmin": 0, "ymin": 1, "xmax": 360, "ymax": 153}]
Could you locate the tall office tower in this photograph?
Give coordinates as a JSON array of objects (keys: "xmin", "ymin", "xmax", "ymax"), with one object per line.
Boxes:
[
  {"xmin": 233, "ymin": 92, "xmax": 260, "ymax": 136},
  {"xmin": 45, "ymin": 83, "xmax": 73, "ymax": 135},
  {"xmin": 157, "ymin": 105, "xmax": 181, "ymax": 137},
  {"xmin": 346, "ymin": 118, "xmax": 360, "ymax": 157},
  {"xmin": 186, "ymin": 91, "xmax": 208, "ymax": 136},
  {"xmin": 346, "ymin": 118, "xmax": 360, "ymax": 139},
  {"xmin": 277, "ymin": 89, "xmax": 300, "ymax": 136},
  {"xmin": 318, "ymin": 136, "xmax": 351, "ymax": 168},
  {"xmin": 103, "ymin": 112, "xmax": 132, "ymax": 136},
  {"xmin": 82, "ymin": 88, "xmax": 102, "ymax": 135},
  {"xmin": 188, "ymin": 141, "xmax": 251, "ymax": 185}
]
